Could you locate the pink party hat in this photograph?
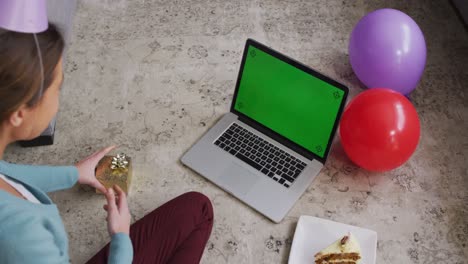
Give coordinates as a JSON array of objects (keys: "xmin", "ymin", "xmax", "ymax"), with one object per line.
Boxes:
[{"xmin": 0, "ymin": 0, "xmax": 48, "ymax": 33}]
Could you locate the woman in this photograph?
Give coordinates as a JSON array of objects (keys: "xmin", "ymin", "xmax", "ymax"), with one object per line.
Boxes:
[{"xmin": 0, "ymin": 24, "xmax": 213, "ymax": 264}]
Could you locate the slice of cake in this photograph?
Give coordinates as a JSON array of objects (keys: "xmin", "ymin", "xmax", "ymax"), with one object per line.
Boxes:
[{"xmin": 314, "ymin": 232, "xmax": 361, "ymax": 264}]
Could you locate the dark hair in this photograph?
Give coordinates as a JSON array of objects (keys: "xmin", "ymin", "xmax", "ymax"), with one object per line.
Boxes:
[{"xmin": 0, "ymin": 23, "xmax": 65, "ymax": 121}]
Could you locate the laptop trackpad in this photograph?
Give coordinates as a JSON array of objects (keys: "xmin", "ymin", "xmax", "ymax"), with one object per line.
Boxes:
[{"xmin": 219, "ymin": 162, "xmax": 259, "ymax": 195}]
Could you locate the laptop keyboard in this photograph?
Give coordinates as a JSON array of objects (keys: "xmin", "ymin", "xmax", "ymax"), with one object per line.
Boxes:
[{"xmin": 214, "ymin": 123, "xmax": 307, "ymax": 188}]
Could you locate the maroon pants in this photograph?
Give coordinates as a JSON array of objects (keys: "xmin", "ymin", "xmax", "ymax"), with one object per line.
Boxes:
[{"xmin": 87, "ymin": 192, "xmax": 214, "ymax": 264}]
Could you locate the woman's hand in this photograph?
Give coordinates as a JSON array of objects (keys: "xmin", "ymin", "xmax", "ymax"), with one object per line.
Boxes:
[
  {"xmin": 75, "ymin": 146, "xmax": 116, "ymax": 193},
  {"xmin": 103, "ymin": 185, "xmax": 131, "ymax": 235}
]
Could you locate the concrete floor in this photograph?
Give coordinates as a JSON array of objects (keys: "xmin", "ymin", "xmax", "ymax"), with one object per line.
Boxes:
[{"xmin": 4, "ymin": 0, "xmax": 468, "ymax": 263}]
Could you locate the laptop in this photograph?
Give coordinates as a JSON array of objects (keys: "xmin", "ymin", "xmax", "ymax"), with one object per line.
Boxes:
[{"xmin": 181, "ymin": 39, "xmax": 348, "ymax": 223}]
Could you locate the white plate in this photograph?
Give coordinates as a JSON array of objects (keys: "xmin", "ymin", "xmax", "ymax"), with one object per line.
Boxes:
[{"xmin": 288, "ymin": 216, "xmax": 377, "ymax": 264}]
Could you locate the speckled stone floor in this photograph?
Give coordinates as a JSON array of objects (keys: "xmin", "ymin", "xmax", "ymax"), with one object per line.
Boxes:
[{"xmin": 4, "ymin": 0, "xmax": 468, "ymax": 263}]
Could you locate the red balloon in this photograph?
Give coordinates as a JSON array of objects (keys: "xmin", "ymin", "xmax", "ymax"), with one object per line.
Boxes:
[{"xmin": 339, "ymin": 88, "xmax": 420, "ymax": 172}]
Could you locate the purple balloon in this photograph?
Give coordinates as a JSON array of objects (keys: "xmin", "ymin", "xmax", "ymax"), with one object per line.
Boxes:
[{"xmin": 349, "ymin": 9, "xmax": 426, "ymax": 95}]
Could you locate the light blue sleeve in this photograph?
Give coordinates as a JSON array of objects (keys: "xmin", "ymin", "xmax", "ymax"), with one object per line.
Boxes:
[
  {"xmin": 0, "ymin": 161, "xmax": 79, "ymax": 193},
  {"xmin": 108, "ymin": 233, "xmax": 134, "ymax": 264}
]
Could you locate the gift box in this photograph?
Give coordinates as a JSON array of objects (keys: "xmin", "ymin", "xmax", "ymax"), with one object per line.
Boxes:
[{"xmin": 95, "ymin": 154, "xmax": 132, "ymax": 194}]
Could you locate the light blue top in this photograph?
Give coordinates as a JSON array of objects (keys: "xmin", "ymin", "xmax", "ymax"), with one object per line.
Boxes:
[{"xmin": 0, "ymin": 160, "xmax": 133, "ymax": 264}]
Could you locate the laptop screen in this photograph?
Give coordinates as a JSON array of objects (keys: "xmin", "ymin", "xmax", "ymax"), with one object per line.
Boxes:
[{"xmin": 233, "ymin": 45, "xmax": 345, "ymax": 158}]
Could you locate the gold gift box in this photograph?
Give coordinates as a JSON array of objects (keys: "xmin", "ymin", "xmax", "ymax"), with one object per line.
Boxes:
[{"xmin": 95, "ymin": 155, "xmax": 132, "ymax": 194}]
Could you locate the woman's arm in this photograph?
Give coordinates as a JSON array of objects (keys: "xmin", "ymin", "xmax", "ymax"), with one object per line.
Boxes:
[
  {"xmin": 105, "ymin": 186, "xmax": 133, "ymax": 264},
  {"xmin": 0, "ymin": 161, "xmax": 78, "ymax": 193},
  {"xmin": 109, "ymin": 233, "xmax": 134, "ymax": 264},
  {"xmin": 0, "ymin": 146, "xmax": 114, "ymax": 193},
  {"xmin": 75, "ymin": 146, "xmax": 115, "ymax": 193}
]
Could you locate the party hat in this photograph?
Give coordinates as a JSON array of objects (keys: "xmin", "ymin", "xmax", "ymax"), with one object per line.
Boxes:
[{"xmin": 0, "ymin": 0, "xmax": 48, "ymax": 33}]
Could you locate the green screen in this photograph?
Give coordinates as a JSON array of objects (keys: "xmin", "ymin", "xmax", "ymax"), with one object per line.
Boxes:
[{"xmin": 234, "ymin": 46, "xmax": 344, "ymax": 158}]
